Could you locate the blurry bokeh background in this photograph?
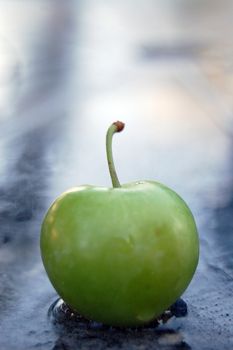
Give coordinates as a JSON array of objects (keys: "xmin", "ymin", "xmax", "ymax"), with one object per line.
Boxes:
[{"xmin": 0, "ymin": 1, "xmax": 233, "ymax": 349}]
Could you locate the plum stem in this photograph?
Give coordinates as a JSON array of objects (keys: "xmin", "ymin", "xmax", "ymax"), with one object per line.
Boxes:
[{"xmin": 106, "ymin": 121, "xmax": 125, "ymax": 188}]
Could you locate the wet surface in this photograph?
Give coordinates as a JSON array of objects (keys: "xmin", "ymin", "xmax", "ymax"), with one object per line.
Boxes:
[
  {"xmin": 0, "ymin": 1, "xmax": 233, "ymax": 349},
  {"xmin": 48, "ymin": 298, "xmax": 187, "ymax": 330}
]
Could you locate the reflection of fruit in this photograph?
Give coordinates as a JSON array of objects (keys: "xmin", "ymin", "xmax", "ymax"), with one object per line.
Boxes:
[{"xmin": 40, "ymin": 121, "xmax": 199, "ymax": 327}]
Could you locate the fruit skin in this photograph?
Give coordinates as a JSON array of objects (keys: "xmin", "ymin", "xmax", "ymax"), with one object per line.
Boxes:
[{"xmin": 40, "ymin": 180, "xmax": 199, "ymax": 327}]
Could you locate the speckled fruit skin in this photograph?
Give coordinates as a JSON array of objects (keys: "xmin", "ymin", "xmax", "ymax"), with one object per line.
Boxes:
[{"xmin": 40, "ymin": 181, "xmax": 199, "ymax": 327}]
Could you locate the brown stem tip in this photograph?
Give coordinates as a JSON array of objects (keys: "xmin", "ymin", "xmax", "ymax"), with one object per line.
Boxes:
[{"xmin": 113, "ymin": 121, "xmax": 125, "ymax": 132}]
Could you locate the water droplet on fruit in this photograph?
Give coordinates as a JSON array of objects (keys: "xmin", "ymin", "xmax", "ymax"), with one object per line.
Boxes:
[{"xmin": 137, "ymin": 310, "xmax": 155, "ymax": 322}]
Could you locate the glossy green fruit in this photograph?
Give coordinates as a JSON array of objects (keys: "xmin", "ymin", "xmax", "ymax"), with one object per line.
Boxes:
[{"xmin": 40, "ymin": 122, "xmax": 199, "ymax": 327}]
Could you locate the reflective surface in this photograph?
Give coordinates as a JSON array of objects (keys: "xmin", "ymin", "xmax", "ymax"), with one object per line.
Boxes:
[{"xmin": 0, "ymin": 1, "xmax": 233, "ymax": 349}]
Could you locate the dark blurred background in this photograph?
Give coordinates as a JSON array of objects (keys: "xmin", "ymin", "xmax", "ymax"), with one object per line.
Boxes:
[{"xmin": 0, "ymin": 1, "xmax": 233, "ymax": 349}]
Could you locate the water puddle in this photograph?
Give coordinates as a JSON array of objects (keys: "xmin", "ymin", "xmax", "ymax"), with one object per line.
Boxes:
[{"xmin": 48, "ymin": 297, "xmax": 187, "ymax": 330}]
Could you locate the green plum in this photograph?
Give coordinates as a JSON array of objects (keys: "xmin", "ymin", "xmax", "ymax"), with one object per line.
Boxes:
[{"xmin": 40, "ymin": 121, "xmax": 199, "ymax": 327}]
